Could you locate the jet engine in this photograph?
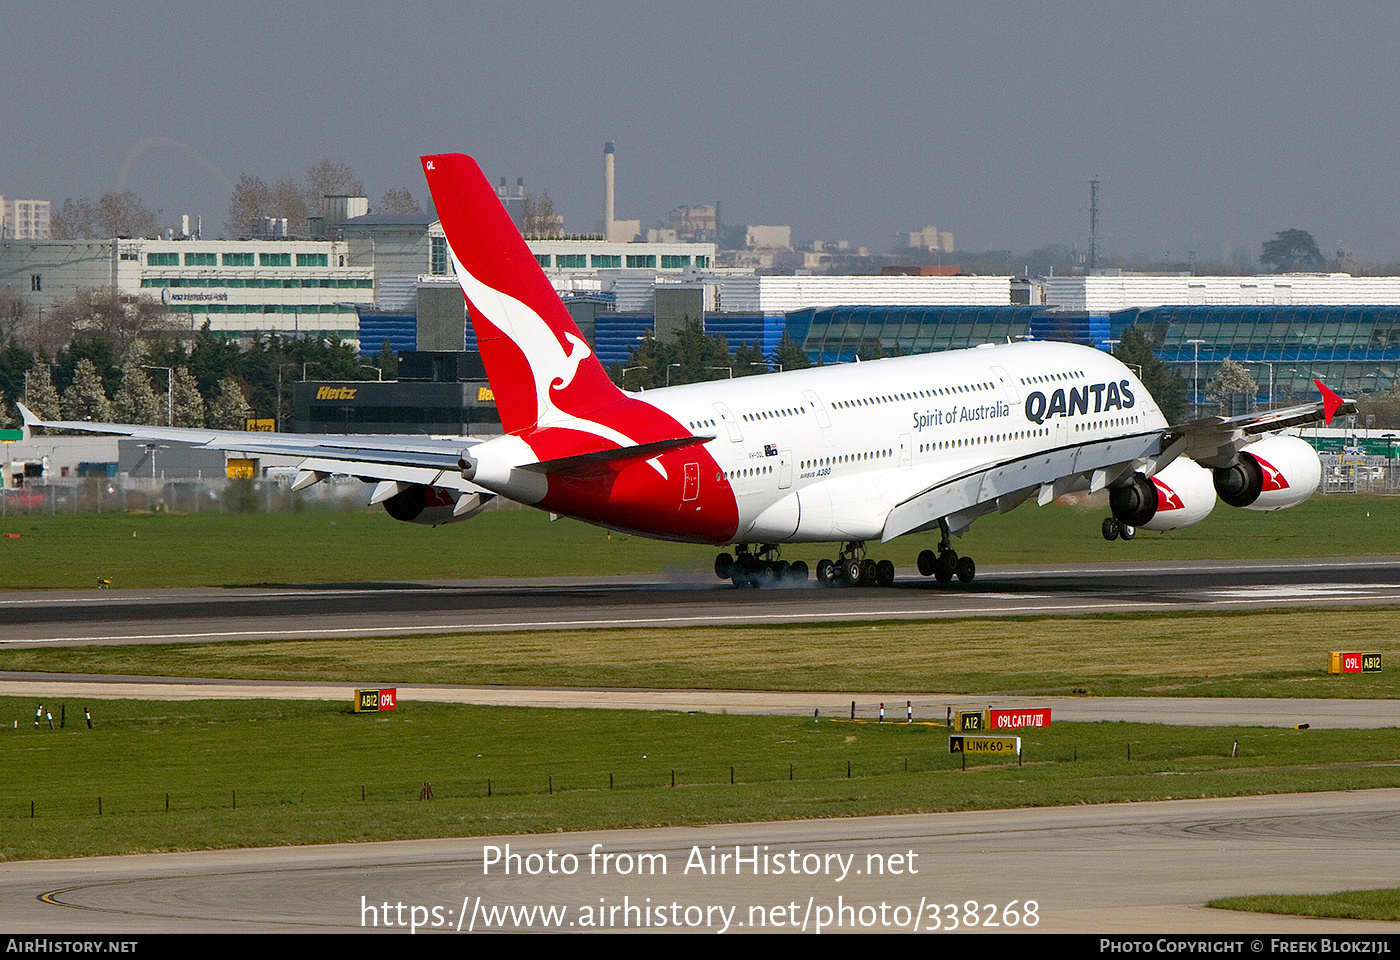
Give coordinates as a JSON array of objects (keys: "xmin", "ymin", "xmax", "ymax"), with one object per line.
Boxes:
[
  {"xmin": 1212, "ymin": 435, "xmax": 1321, "ymax": 512},
  {"xmin": 379, "ymin": 482, "xmax": 491, "ymax": 526},
  {"xmin": 1109, "ymin": 457, "xmax": 1216, "ymax": 531}
]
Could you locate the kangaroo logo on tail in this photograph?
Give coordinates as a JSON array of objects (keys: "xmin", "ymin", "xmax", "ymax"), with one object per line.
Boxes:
[{"xmin": 424, "ymin": 153, "xmax": 656, "ymax": 456}]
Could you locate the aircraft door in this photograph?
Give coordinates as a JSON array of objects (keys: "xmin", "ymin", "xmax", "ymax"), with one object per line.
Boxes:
[
  {"xmin": 899, "ymin": 434, "xmax": 912, "ymax": 468},
  {"xmin": 992, "ymin": 365, "xmax": 1020, "ymax": 404},
  {"xmin": 779, "ymin": 450, "xmax": 792, "ymax": 490},
  {"xmin": 683, "ymin": 462, "xmax": 699, "ymax": 502},
  {"xmin": 801, "ymin": 390, "xmax": 832, "ymax": 428},
  {"xmin": 713, "ymin": 402, "xmax": 743, "ymax": 442}
]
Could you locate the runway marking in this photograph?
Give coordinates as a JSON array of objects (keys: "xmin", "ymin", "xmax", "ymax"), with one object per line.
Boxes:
[{"xmin": 1206, "ymin": 583, "xmax": 1400, "ymax": 599}]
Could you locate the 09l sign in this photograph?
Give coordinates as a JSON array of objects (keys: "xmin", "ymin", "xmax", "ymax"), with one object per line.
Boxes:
[{"xmin": 353, "ymin": 688, "xmax": 398, "ymax": 712}]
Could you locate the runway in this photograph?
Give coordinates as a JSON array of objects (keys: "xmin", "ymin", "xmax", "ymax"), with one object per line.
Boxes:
[
  {"xmin": 4, "ymin": 556, "xmax": 1400, "ymax": 647},
  {"xmin": 5, "ymin": 791, "xmax": 1400, "ymax": 933},
  {"xmin": 4, "ymin": 557, "xmax": 1399, "ymax": 935}
]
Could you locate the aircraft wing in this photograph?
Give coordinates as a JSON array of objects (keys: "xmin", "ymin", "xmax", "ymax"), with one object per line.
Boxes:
[
  {"xmin": 15, "ymin": 402, "xmax": 486, "ymax": 492},
  {"xmin": 882, "ymin": 430, "xmax": 1161, "ymax": 541},
  {"xmin": 1156, "ymin": 380, "xmax": 1355, "ymax": 469},
  {"xmin": 882, "ymin": 381, "xmax": 1353, "ymax": 543}
]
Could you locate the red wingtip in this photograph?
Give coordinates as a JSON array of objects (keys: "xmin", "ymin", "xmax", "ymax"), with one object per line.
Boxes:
[{"xmin": 1314, "ymin": 379, "xmax": 1344, "ymax": 425}]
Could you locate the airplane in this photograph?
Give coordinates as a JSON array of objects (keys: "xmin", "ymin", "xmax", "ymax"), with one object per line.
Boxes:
[{"xmin": 18, "ymin": 152, "xmax": 1355, "ymax": 589}]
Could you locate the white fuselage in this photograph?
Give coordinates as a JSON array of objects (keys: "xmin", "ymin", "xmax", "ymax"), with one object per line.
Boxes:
[{"xmin": 639, "ymin": 340, "xmax": 1165, "ymax": 544}]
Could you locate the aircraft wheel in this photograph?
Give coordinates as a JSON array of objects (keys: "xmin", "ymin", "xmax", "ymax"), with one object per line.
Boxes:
[
  {"xmin": 1102, "ymin": 517, "xmax": 1120, "ymax": 541},
  {"xmin": 816, "ymin": 559, "xmax": 835, "ymax": 586},
  {"xmin": 790, "ymin": 560, "xmax": 810, "ymax": 583},
  {"xmin": 731, "ymin": 569, "xmax": 754, "ymax": 588},
  {"xmin": 917, "ymin": 549, "xmax": 937, "ymax": 577},
  {"xmin": 956, "ymin": 556, "xmax": 976, "ymax": 584},
  {"xmin": 715, "ymin": 552, "xmax": 735, "ymax": 579},
  {"xmin": 876, "ymin": 559, "xmax": 896, "ymax": 587},
  {"xmin": 934, "ymin": 550, "xmax": 957, "ymax": 584},
  {"xmin": 1120, "ymin": 524, "xmax": 1135, "ymax": 541},
  {"xmin": 760, "ymin": 562, "xmax": 781, "ymax": 586},
  {"xmin": 860, "ymin": 558, "xmax": 878, "ymax": 587},
  {"xmin": 843, "ymin": 558, "xmax": 862, "ymax": 586}
]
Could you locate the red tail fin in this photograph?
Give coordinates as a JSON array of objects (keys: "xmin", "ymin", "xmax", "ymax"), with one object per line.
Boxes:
[{"xmin": 421, "ymin": 154, "xmax": 622, "ymax": 435}]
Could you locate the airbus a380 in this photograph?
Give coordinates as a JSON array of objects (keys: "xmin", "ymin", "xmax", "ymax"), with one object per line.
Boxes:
[{"xmin": 20, "ymin": 153, "xmax": 1353, "ymax": 588}]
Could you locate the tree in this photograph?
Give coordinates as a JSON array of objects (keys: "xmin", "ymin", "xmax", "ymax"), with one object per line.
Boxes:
[
  {"xmin": 1260, "ymin": 229, "xmax": 1325, "ymax": 273},
  {"xmin": 522, "ymin": 193, "xmax": 563, "ymax": 237},
  {"xmin": 207, "ymin": 375, "xmax": 252, "ymax": 429},
  {"xmin": 378, "ymin": 187, "xmax": 422, "ymax": 215},
  {"xmin": 49, "ymin": 192, "xmax": 158, "ymax": 239},
  {"xmin": 1113, "ymin": 328, "xmax": 1190, "ymax": 424},
  {"xmin": 0, "ymin": 286, "xmax": 34, "ymax": 344},
  {"xmin": 226, "ymin": 174, "xmax": 273, "ymax": 237},
  {"xmin": 60, "ymin": 358, "xmax": 114, "ymax": 422},
  {"xmin": 97, "ymin": 191, "xmax": 158, "ymax": 238},
  {"xmin": 376, "ymin": 340, "xmax": 399, "ymax": 380},
  {"xmin": 772, "ymin": 331, "xmax": 812, "ymax": 371},
  {"xmin": 1206, "ymin": 358, "xmax": 1258, "ymax": 416},
  {"xmin": 41, "ymin": 289, "xmax": 182, "ymax": 355},
  {"xmin": 0, "ymin": 339, "xmax": 34, "ymax": 408},
  {"xmin": 305, "ymin": 159, "xmax": 364, "ymax": 209},
  {"xmin": 170, "ymin": 366, "xmax": 206, "ymax": 428},
  {"xmin": 610, "ymin": 321, "xmax": 770, "ymax": 389},
  {"xmin": 49, "ymin": 197, "xmax": 100, "ymax": 239},
  {"xmin": 732, "ymin": 341, "xmax": 767, "ymax": 376},
  {"xmin": 22, "ymin": 363, "xmax": 60, "ymax": 422},
  {"xmin": 112, "ymin": 343, "xmax": 163, "ymax": 424},
  {"xmin": 271, "ymin": 178, "xmax": 310, "ymax": 236}
]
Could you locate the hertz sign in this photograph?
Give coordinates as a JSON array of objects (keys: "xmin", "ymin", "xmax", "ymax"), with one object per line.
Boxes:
[
  {"xmin": 353, "ymin": 688, "xmax": 398, "ymax": 712},
  {"xmin": 316, "ymin": 386, "xmax": 358, "ymax": 401}
]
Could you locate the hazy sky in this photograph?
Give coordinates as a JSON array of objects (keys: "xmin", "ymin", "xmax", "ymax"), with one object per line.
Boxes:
[{"xmin": 6, "ymin": 1, "xmax": 1400, "ymax": 263}]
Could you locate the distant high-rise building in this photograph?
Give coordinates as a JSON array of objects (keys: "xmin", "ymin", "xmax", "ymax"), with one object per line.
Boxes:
[
  {"xmin": 908, "ymin": 224, "xmax": 953, "ymax": 254},
  {"xmin": 2, "ymin": 198, "xmax": 50, "ymax": 239}
]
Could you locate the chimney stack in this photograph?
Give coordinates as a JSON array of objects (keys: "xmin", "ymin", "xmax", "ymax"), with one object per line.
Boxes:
[{"xmin": 604, "ymin": 141, "xmax": 616, "ymax": 240}]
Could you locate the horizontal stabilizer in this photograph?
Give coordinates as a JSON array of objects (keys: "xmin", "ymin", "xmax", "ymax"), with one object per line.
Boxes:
[
  {"xmin": 518, "ymin": 436, "xmax": 714, "ymax": 478},
  {"xmin": 16, "ymin": 402, "xmax": 479, "ymax": 473}
]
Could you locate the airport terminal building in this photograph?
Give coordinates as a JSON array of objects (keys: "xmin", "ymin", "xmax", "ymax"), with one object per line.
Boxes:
[{"xmin": 9, "ymin": 208, "xmax": 1400, "ymax": 428}]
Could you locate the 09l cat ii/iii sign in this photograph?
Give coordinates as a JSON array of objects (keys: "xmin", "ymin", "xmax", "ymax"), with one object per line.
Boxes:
[{"xmin": 353, "ymin": 688, "xmax": 398, "ymax": 712}]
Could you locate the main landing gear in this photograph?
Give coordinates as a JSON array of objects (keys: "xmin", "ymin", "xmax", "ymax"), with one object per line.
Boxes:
[
  {"xmin": 1101, "ymin": 517, "xmax": 1136, "ymax": 541},
  {"xmin": 715, "ymin": 545, "xmax": 809, "ymax": 588},
  {"xmin": 813, "ymin": 542, "xmax": 895, "ymax": 588},
  {"xmin": 713, "ymin": 542, "xmax": 895, "ymax": 588},
  {"xmin": 915, "ymin": 521, "xmax": 976, "ymax": 585}
]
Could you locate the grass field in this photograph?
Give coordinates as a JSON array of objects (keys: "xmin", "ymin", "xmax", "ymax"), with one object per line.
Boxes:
[
  {"xmin": 3, "ymin": 495, "xmax": 1399, "ymax": 871},
  {"xmin": 5, "ymin": 696, "xmax": 1400, "ymax": 862},
  {"xmin": 0, "ymin": 492, "xmax": 1396, "ymax": 589},
  {"xmin": 0, "ymin": 607, "xmax": 1394, "ymax": 699},
  {"xmin": 1208, "ymin": 889, "xmax": 1400, "ymax": 922}
]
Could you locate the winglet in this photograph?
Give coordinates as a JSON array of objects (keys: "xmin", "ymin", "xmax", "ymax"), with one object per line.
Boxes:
[
  {"xmin": 1314, "ymin": 379, "xmax": 1344, "ymax": 425},
  {"xmin": 15, "ymin": 401, "xmax": 38, "ymax": 441}
]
